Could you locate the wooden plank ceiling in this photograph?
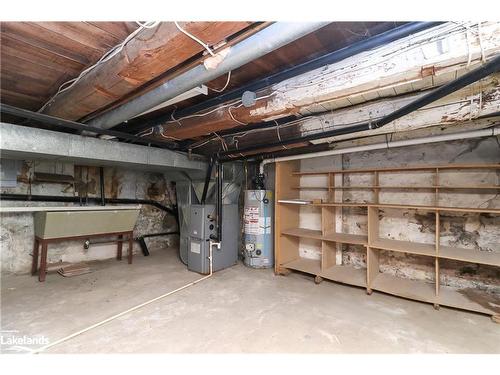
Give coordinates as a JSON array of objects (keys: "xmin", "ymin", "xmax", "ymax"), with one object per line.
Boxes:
[
  {"xmin": 1, "ymin": 22, "xmax": 138, "ymax": 111},
  {"xmin": 1, "ymin": 21, "xmax": 401, "ymax": 149},
  {"xmin": 119, "ymin": 22, "xmax": 402, "ymax": 136}
]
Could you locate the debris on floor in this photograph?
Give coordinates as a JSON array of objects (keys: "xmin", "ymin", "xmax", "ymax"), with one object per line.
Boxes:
[
  {"xmin": 58, "ymin": 263, "xmax": 92, "ymax": 277},
  {"xmin": 46, "ymin": 261, "xmax": 72, "ymax": 273}
]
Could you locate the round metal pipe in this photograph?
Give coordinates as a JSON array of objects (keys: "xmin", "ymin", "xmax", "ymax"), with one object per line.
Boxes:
[
  {"xmin": 219, "ymin": 54, "xmax": 500, "ymax": 157},
  {"xmin": 128, "ymin": 22, "xmax": 442, "ymax": 135},
  {"xmin": 258, "ymin": 126, "xmax": 500, "ymax": 174},
  {"xmin": 87, "ymin": 22, "xmax": 329, "ymax": 129}
]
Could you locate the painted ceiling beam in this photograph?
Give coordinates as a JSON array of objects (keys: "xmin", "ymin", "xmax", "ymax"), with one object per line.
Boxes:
[
  {"xmin": 158, "ymin": 22, "xmax": 500, "ymax": 141},
  {"xmin": 41, "ymin": 22, "xmax": 252, "ymax": 121},
  {"xmin": 212, "ymin": 74, "xmax": 500, "ymax": 157}
]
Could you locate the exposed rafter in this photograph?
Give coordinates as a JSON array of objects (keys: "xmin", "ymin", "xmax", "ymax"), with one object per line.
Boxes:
[
  {"xmin": 41, "ymin": 22, "xmax": 253, "ymax": 121},
  {"xmin": 156, "ymin": 22, "xmax": 500, "ymax": 143}
]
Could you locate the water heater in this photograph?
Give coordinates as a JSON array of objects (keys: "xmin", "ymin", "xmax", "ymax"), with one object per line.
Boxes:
[{"xmin": 243, "ymin": 190, "xmax": 274, "ymax": 268}]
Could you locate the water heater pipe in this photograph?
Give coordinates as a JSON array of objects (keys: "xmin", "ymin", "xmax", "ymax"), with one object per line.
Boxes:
[{"xmin": 259, "ymin": 126, "xmax": 500, "ymax": 174}]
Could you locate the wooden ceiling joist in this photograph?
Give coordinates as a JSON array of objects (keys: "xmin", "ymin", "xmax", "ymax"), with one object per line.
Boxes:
[
  {"xmin": 157, "ymin": 22, "xmax": 500, "ymax": 142},
  {"xmin": 40, "ymin": 22, "xmax": 252, "ymax": 121}
]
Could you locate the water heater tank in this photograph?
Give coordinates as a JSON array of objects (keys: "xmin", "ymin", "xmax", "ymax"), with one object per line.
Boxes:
[{"xmin": 243, "ymin": 190, "xmax": 274, "ymax": 268}]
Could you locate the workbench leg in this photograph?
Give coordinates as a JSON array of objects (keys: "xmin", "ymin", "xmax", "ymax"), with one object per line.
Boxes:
[
  {"xmin": 117, "ymin": 234, "xmax": 123, "ymax": 261},
  {"xmin": 39, "ymin": 242, "xmax": 48, "ymax": 282},
  {"xmin": 127, "ymin": 234, "xmax": 133, "ymax": 264},
  {"xmin": 31, "ymin": 238, "xmax": 39, "ymax": 276}
]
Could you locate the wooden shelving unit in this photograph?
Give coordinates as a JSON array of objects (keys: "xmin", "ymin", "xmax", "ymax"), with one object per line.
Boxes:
[{"xmin": 275, "ymin": 162, "xmax": 500, "ymax": 318}]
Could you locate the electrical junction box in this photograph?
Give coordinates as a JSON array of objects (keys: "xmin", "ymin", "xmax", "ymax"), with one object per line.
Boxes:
[{"xmin": 187, "ymin": 204, "xmax": 239, "ymax": 274}]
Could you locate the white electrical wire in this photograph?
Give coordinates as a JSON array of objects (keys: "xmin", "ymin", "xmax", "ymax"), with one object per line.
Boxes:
[
  {"xmin": 136, "ymin": 101, "xmax": 240, "ymax": 140},
  {"xmin": 189, "ymin": 110, "xmax": 307, "ymax": 151},
  {"xmin": 213, "ymin": 131, "xmax": 229, "ymax": 151},
  {"xmin": 38, "ymin": 21, "xmax": 160, "ymax": 113},
  {"xmin": 228, "ymin": 103, "xmax": 247, "ymax": 125},
  {"xmin": 170, "ymin": 91, "xmax": 276, "ymax": 125},
  {"xmin": 477, "ymin": 22, "xmax": 486, "ymax": 63},
  {"xmin": 209, "ymin": 71, "xmax": 232, "ymax": 93},
  {"xmin": 30, "ymin": 244, "xmax": 216, "ymax": 354},
  {"xmin": 160, "ymin": 129, "xmax": 181, "ymax": 141},
  {"xmin": 167, "ymin": 101, "xmax": 240, "ymax": 125},
  {"xmin": 465, "ymin": 23, "xmax": 473, "ymax": 67},
  {"xmin": 189, "ymin": 137, "xmax": 213, "ymax": 150},
  {"xmin": 170, "ymin": 106, "xmax": 184, "ymax": 128},
  {"xmin": 174, "ymin": 21, "xmax": 215, "ymax": 56},
  {"xmin": 275, "ymin": 120, "xmax": 288, "ymax": 149},
  {"xmin": 135, "ymin": 21, "xmax": 161, "ymax": 29},
  {"xmin": 138, "ymin": 128, "xmax": 154, "ymax": 137}
]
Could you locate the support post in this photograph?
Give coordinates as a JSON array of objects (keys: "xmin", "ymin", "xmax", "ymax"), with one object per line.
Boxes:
[
  {"xmin": 117, "ymin": 234, "xmax": 123, "ymax": 260},
  {"xmin": 31, "ymin": 238, "xmax": 39, "ymax": 276},
  {"xmin": 39, "ymin": 242, "xmax": 48, "ymax": 282}
]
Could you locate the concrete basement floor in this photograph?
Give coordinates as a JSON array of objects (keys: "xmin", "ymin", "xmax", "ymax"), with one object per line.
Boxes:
[{"xmin": 1, "ymin": 248, "xmax": 499, "ymax": 354}]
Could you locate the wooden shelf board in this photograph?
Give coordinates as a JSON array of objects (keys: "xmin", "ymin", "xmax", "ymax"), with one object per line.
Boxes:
[
  {"xmin": 279, "ymin": 200, "xmax": 500, "ymax": 214},
  {"xmin": 282, "ymin": 258, "xmax": 321, "ymax": 275},
  {"xmin": 292, "ymin": 163, "xmax": 500, "ymax": 175},
  {"xmin": 324, "ymin": 232, "xmax": 368, "ymax": 245},
  {"xmin": 320, "ymin": 265, "xmax": 366, "ymax": 287},
  {"xmin": 367, "ymin": 203, "xmax": 500, "ymax": 214},
  {"xmin": 439, "ymin": 246, "xmax": 500, "ymax": 267},
  {"xmin": 279, "ymin": 161, "xmax": 500, "ymax": 317},
  {"xmin": 370, "ymin": 238, "xmax": 436, "ymax": 257},
  {"xmin": 345, "ymin": 186, "xmax": 434, "ymax": 189},
  {"xmin": 282, "ymin": 228, "xmax": 367, "ymax": 245},
  {"xmin": 278, "ymin": 200, "xmax": 369, "ymax": 207},
  {"xmin": 291, "ymin": 186, "xmax": 329, "ymax": 190},
  {"xmin": 371, "ymin": 273, "xmax": 436, "ymax": 303},
  {"xmin": 371, "ymin": 274, "xmax": 500, "ymax": 314},
  {"xmin": 437, "ymin": 286, "xmax": 500, "ymax": 315},
  {"xmin": 281, "ymin": 228, "xmax": 323, "ymax": 240},
  {"xmin": 293, "ymin": 185, "xmax": 500, "ymax": 190},
  {"xmin": 314, "ymin": 202, "xmax": 370, "ymax": 207},
  {"xmin": 278, "ymin": 199, "xmax": 315, "ymax": 205},
  {"xmin": 438, "ymin": 186, "xmax": 500, "ymax": 190}
]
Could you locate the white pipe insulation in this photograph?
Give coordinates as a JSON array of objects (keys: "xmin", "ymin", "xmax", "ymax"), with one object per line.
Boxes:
[{"xmin": 259, "ymin": 126, "xmax": 500, "ymax": 174}]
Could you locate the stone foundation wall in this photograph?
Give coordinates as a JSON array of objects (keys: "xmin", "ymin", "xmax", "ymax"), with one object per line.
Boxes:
[
  {"xmin": 298, "ymin": 137, "xmax": 500, "ymax": 293},
  {"xmin": 0, "ymin": 161, "xmax": 178, "ymax": 274}
]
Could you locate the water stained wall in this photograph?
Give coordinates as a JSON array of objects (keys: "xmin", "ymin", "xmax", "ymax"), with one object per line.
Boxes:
[{"xmin": 0, "ymin": 160, "xmax": 178, "ymax": 274}]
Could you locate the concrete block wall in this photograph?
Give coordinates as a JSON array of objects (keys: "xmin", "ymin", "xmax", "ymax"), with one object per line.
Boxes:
[
  {"xmin": 0, "ymin": 161, "xmax": 178, "ymax": 274},
  {"xmin": 298, "ymin": 137, "xmax": 500, "ymax": 293}
]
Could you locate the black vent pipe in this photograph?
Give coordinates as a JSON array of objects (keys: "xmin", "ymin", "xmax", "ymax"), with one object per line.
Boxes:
[
  {"xmin": 124, "ymin": 22, "xmax": 442, "ymax": 135},
  {"xmin": 200, "ymin": 157, "xmax": 214, "ymax": 205},
  {"xmin": 99, "ymin": 167, "xmax": 105, "ymax": 206},
  {"xmin": 0, "ymin": 193, "xmax": 178, "ymax": 219},
  {"xmin": 218, "ymin": 54, "xmax": 500, "ymax": 158}
]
